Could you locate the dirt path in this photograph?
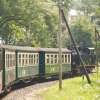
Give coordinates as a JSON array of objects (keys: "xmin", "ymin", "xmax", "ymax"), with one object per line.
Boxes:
[{"xmin": 1, "ymin": 81, "xmax": 57, "ymax": 100}]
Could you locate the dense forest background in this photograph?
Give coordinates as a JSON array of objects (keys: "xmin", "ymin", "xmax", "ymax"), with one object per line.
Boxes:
[{"xmin": 0, "ymin": 0, "xmax": 100, "ymax": 48}]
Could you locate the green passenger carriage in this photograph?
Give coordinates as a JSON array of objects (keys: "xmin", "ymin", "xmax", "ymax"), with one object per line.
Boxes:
[
  {"xmin": 0, "ymin": 45, "xmax": 71, "ymax": 93},
  {"xmin": 39, "ymin": 48, "xmax": 71, "ymax": 76}
]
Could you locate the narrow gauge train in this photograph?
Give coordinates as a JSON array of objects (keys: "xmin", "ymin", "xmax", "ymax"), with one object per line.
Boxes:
[
  {"xmin": 0, "ymin": 45, "xmax": 71, "ymax": 93},
  {"xmin": 0, "ymin": 45, "xmax": 96, "ymax": 94}
]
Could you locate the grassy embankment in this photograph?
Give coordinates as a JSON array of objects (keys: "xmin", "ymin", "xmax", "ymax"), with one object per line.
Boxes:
[{"xmin": 40, "ymin": 73, "xmax": 100, "ymax": 100}]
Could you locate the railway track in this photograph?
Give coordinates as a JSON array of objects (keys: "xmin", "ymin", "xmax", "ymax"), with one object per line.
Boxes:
[
  {"xmin": 0, "ymin": 74, "xmax": 73, "ymax": 100},
  {"xmin": 0, "ymin": 73, "xmax": 79, "ymax": 100},
  {"xmin": 1, "ymin": 78, "xmax": 57, "ymax": 100}
]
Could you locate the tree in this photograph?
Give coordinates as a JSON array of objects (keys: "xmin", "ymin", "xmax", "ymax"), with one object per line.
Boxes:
[
  {"xmin": 0, "ymin": 0, "xmax": 72, "ymax": 47},
  {"xmin": 0, "ymin": 0, "xmax": 56, "ymax": 46},
  {"xmin": 69, "ymin": 16, "xmax": 93, "ymax": 47}
]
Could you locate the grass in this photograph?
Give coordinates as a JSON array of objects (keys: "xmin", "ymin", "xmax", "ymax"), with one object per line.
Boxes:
[{"xmin": 40, "ymin": 73, "xmax": 100, "ymax": 100}]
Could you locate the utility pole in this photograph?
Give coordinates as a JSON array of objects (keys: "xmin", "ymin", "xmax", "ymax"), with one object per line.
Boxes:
[
  {"xmin": 61, "ymin": 9, "xmax": 91, "ymax": 84},
  {"xmin": 58, "ymin": 0, "xmax": 63, "ymax": 90},
  {"xmin": 95, "ymin": 27, "xmax": 99, "ymax": 78}
]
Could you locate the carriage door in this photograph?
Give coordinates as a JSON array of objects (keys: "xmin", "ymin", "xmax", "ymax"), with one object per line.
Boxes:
[
  {"xmin": 0, "ymin": 50, "xmax": 2, "ymax": 93},
  {"xmin": 5, "ymin": 50, "xmax": 16, "ymax": 85}
]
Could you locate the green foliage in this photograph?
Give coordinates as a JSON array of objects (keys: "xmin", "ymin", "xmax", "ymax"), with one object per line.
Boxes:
[
  {"xmin": 41, "ymin": 73, "xmax": 100, "ymax": 100},
  {"xmin": 0, "ymin": 0, "xmax": 72, "ymax": 47},
  {"xmin": 0, "ymin": 0, "xmax": 56, "ymax": 47},
  {"xmin": 0, "ymin": 0, "xmax": 99, "ymax": 48},
  {"xmin": 69, "ymin": 16, "xmax": 94, "ymax": 47}
]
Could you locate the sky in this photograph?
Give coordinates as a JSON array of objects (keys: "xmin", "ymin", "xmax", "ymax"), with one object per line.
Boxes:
[{"xmin": 69, "ymin": 9, "xmax": 77, "ymax": 16}]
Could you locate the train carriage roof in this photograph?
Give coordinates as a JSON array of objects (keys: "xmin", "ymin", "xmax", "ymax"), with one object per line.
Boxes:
[
  {"xmin": 40, "ymin": 48, "xmax": 71, "ymax": 53},
  {"xmin": 0, "ymin": 44, "xmax": 71, "ymax": 52},
  {"xmin": 0, "ymin": 44, "xmax": 40, "ymax": 51}
]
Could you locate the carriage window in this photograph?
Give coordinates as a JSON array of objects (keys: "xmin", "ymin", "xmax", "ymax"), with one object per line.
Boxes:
[
  {"xmin": 30, "ymin": 55, "xmax": 33, "ymax": 64},
  {"xmin": 5, "ymin": 52, "xmax": 16, "ymax": 68},
  {"xmin": 51, "ymin": 55, "xmax": 53, "ymax": 64},
  {"xmin": 35, "ymin": 54, "xmax": 38, "ymax": 64},
  {"xmin": 65, "ymin": 55, "xmax": 67, "ymax": 63},
  {"xmin": 36, "ymin": 54, "xmax": 39, "ymax": 64},
  {"xmin": 68, "ymin": 55, "xmax": 70, "ymax": 63},
  {"xmin": 23, "ymin": 54, "xmax": 24, "ymax": 58},
  {"xmin": 46, "ymin": 55, "xmax": 50, "ymax": 64},
  {"xmin": 27, "ymin": 54, "xmax": 29, "ymax": 65},
  {"xmin": 34, "ymin": 54, "xmax": 36, "ymax": 64},
  {"xmin": 19, "ymin": 54, "xmax": 21, "ymax": 59},
  {"xmin": 12, "ymin": 55, "xmax": 15, "ymax": 67},
  {"xmin": 54, "ymin": 55, "xmax": 57, "ymax": 63},
  {"xmin": 28, "ymin": 54, "xmax": 32, "ymax": 65},
  {"xmin": 34, "ymin": 54, "xmax": 37, "ymax": 64},
  {"xmin": 26, "ymin": 54, "xmax": 27, "ymax": 58},
  {"xmin": 25, "ymin": 54, "xmax": 27, "ymax": 65},
  {"xmin": 62, "ymin": 55, "xmax": 64, "ymax": 63},
  {"xmin": 32, "ymin": 54, "xmax": 34, "ymax": 64},
  {"xmin": 29, "ymin": 54, "xmax": 31, "ymax": 64},
  {"xmin": 23, "ymin": 54, "xmax": 25, "ymax": 65},
  {"xmin": 22, "ymin": 58, "xmax": 24, "ymax": 66}
]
